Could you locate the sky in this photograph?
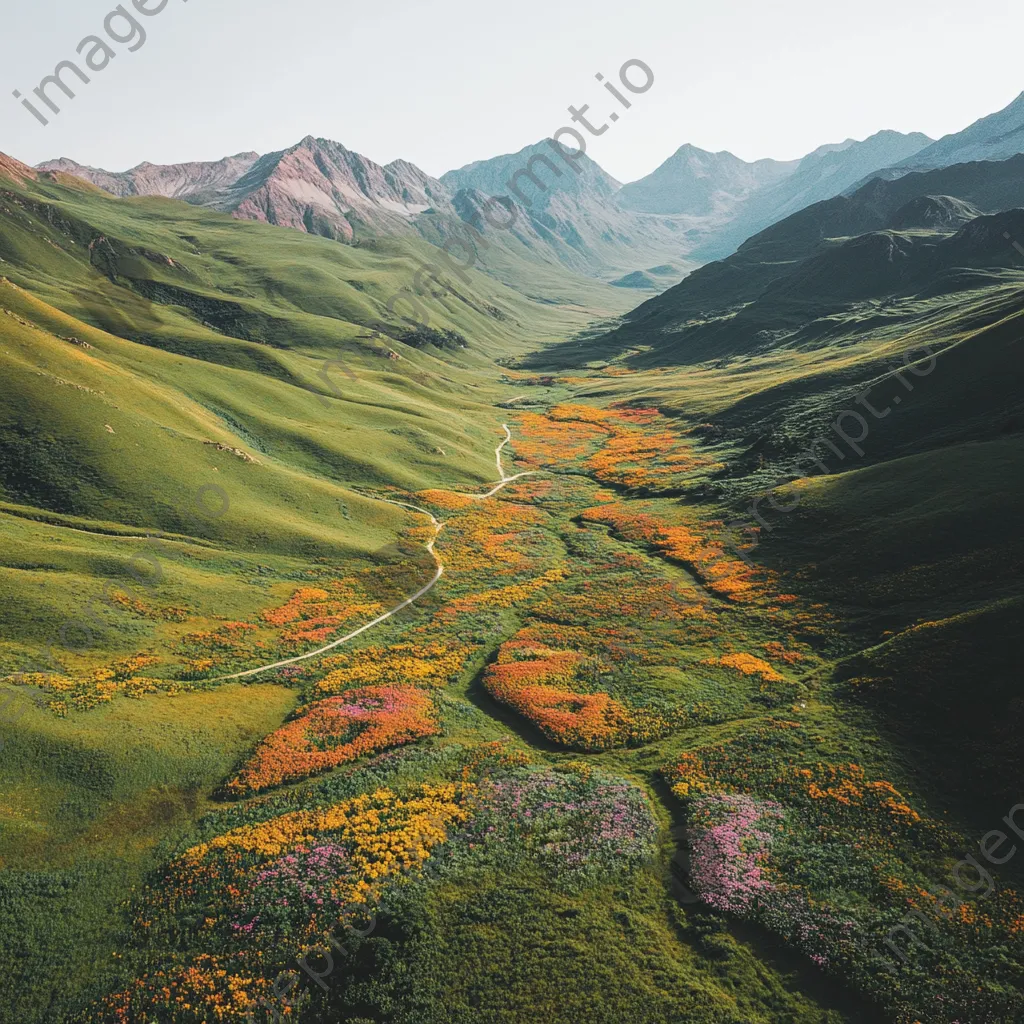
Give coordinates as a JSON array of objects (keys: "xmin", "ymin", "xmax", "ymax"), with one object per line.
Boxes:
[{"xmin": 2, "ymin": 0, "xmax": 1022, "ymax": 184}]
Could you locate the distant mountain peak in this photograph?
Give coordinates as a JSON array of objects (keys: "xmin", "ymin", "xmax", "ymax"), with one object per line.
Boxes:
[
  {"xmin": 0, "ymin": 151, "xmax": 36, "ymax": 182},
  {"xmin": 672, "ymin": 142, "xmax": 723, "ymax": 157},
  {"xmin": 616, "ymin": 145, "xmax": 796, "ymax": 217},
  {"xmin": 34, "ymin": 151, "xmax": 262, "ymax": 201},
  {"xmin": 687, "ymin": 130, "xmax": 936, "ymax": 260},
  {"xmin": 441, "ymin": 139, "xmax": 622, "ymax": 205},
  {"xmin": 898, "ymin": 91, "xmax": 1024, "ymax": 170},
  {"xmin": 214, "ymin": 137, "xmax": 451, "ymax": 242}
]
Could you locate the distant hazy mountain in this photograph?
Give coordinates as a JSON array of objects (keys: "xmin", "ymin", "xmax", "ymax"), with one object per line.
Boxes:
[
  {"xmin": 761, "ymin": 131, "xmax": 934, "ymax": 219},
  {"xmin": 606, "ymin": 153, "xmax": 1024, "ymax": 360},
  {"xmin": 691, "ymin": 130, "xmax": 934, "ymax": 259},
  {"xmin": 899, "ymin": 91, "xmax": 1024, "ymax": 170},
  {"xmin": 441, "ymin": 140, "xmax": 622, "ymax": 205},
  {"xmin": 439, "ymin": 140, "xmax": 697, "ymax": 278},
  {"xmin": 37, "ymin": 152, "xmax": 260, "ymax": 203},
  {"xmin": 614, "ymin": 144, "xmax": 797, "ymax": 216}
]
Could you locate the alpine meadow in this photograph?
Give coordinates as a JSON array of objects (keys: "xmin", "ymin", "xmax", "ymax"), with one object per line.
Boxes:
[{"xmin": 1, "ymin": 4, "xmax": 1023, "ymax": 1023}]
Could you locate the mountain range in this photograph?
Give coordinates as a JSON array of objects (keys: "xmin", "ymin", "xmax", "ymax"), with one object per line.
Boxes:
[
  {"xmin": 683, "ymin": 129, "xmax": 936, "ymax": 259},
  {"xmin": 34, "ymin": 132, "xmax": 928, "ymax": 281},
  {"xmin": 563, "ymin": 152, "xmax": 1024, "ymax": 368},
  {"xmin": 40, "ymin": 139, "xmax": 447, "ymax": 242},
  {"xmin": 615, "ymin": 144, "xmax": 797, "ymax": 216},
  {"xmin": 33, "ymin": 91, "xmax": 1024, "ymax": 295},
  {"xmin": 897, "ymin": 90, "xmax": 1024, "ymax": 170}
]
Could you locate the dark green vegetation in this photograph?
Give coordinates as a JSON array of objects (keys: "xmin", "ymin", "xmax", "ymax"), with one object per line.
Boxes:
[
  {"xmin": 0, "ymin": 136, "xmax": 1022, "ymax": 1024},
  {"xmin": 511, "ymin": 152, "xmax": 1024, "ymax": 1020}
]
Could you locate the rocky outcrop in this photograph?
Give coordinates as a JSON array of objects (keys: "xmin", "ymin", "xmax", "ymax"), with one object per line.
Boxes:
[
  {"xmin": 0, "ymin": 152, "xmax": 36, "ymax": 182},
  {"xmin": 36, "ymin": 153, "xmax": 260, "ymax": 202},
  {"xmin": 216, "ymin": 136, "xmax": 453, "ymax": 241}
]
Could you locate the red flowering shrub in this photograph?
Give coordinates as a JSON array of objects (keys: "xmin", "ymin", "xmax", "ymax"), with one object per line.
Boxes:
[
  {"xmin": 482, "ymin": 640, "xmax": 633, "ymax": 750},
  {"xmin": 224, "ymin": 686, "xmax": 439, "ymax": 795}
]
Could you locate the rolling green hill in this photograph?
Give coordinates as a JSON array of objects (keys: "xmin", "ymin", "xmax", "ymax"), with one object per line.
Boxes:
[
  {"xmin": 0, "ymin": 163, "xmax": 594, "ymax": 667},
  {"xmin": 0, "ymin": 161, "xmax": 652, "ymax": 1022}
]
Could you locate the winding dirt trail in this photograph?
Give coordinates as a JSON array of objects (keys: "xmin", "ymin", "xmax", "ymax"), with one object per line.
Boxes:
[
  {"xmin": 213, "ymin": 424, "xmax": 534, "ymax": 682},
  {"xmin": 454, "ymin": 423, "xmax": 540, "ymax": 501}
]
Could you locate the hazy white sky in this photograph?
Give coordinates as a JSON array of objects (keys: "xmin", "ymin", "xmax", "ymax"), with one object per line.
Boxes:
[{"xmin": 2, "ymin": 0, "xmax": 1022, "ymax": 183}]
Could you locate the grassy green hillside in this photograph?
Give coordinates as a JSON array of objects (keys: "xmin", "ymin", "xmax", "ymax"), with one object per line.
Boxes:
[
  {"xmin": 0, "ymin": 169, "xmax": 640, "ymax": 1021},
  {"xmin": 0, "ymin": 164, "xmax": 635, "ymax": 677}
]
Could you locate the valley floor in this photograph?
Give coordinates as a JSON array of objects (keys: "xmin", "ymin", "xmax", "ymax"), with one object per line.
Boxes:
[{"xmin": 2, "ymin": 369, "xmax": 1020, "ymax": 1024}]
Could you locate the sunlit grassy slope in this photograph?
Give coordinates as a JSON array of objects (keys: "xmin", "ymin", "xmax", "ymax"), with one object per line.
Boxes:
[
  {"xmin": 0, "ymin": 168, "xmax": 632, "ymax": 673},
  {"xmin": 0, "ymin": 163, "xmax": 624, "ymax": 869},
  {"xmin": 0, "ymin": 679, "xmax": 297, "ymax": 1021}
]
